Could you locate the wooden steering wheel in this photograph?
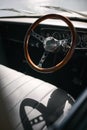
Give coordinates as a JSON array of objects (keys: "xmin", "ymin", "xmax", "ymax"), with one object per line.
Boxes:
[{"xmin": 24, "ymin": 14, "xmax": 76, "ymax": 73}]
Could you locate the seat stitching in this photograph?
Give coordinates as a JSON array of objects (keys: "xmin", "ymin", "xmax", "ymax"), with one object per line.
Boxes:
[
  {"xmin": 0, "ymin": 77, "xmax": 35, "ymax": 101},
  {"xmin": 9, "ymin": 81, "xmax": 45, "ymax": 112},
  {"xmin": 0, "ymin": 74, "xmax": 24, "ymax": 91}
]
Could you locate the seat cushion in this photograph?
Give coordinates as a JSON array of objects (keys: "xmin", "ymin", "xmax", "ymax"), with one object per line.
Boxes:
[{"xmin": 0, "ymin": 64, "xmax": 74, "ymax": 130}]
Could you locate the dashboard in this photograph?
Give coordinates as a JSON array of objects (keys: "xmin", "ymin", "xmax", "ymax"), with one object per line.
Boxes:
[
  {"xmin": 41, "ymin": 27, "xmax": 87, "ymax": 49},
  {"xmin": 29, "ymin": 26, "xmax": 87, "ymax": 50},
  {"xmin": 0, "ymin": 17, "xmax": 87, "ymax": 50}
]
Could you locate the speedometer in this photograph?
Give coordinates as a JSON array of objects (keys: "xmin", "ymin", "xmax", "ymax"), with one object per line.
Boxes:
[{"xmin": 52, "ymin": 32, "xmax": 61, "ymax": 40}]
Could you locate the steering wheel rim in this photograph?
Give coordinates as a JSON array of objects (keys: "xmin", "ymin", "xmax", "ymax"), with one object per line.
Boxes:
[{"xmin": 24, "ymin": 14, "xmax": 76, "ymax": 73}]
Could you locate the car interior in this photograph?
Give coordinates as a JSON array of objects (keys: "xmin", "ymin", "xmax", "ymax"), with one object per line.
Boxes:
[{"xmin": 0, "ymin": 3, "xmax": 87, "ymax": 130}]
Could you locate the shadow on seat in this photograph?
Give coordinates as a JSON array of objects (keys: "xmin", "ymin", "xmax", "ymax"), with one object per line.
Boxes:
[{"xmin": 0, "ymin": 64, "xmax": 74, "ymax": 130}]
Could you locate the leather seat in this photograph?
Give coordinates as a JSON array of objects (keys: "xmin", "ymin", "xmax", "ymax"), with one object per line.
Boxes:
[{"xmin": 0, "ymin": 64, "xmax": 74, "ymax": 130}]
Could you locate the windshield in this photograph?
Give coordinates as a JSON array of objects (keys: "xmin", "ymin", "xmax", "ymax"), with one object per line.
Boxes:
[{"xmin": 0, "ymin": 0, "xmax": 87, "ymax": 18}]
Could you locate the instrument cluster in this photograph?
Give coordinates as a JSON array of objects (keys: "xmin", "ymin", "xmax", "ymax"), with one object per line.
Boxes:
[{"xmin": 40, "ymin": 27, "xmax": 87, "ymax": 49}]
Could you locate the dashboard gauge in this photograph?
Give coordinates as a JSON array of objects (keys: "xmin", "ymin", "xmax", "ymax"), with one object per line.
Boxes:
[
  {"xmin": 81, "ymin": 34, "xmax": 87, "ymax": 47},
  {"xmin": 46, "ymin": 32, "xmax": 51, "ymax": 37},
  {"xmin": 82, "ymin": 34, "xmax": 87, "ymax": 42},
  {"xmin": 52, "ymin": 32, "xmax": 61, "ymax": 40},
  {"xmin": 63, "ymin": 33, "xmax": 71, "ymax": 45},
  {"xmin": 76, "ymin": 34, "xmax": 81, "ymax": 47},
  {"xmin": 63, "ymin": 33, "xmax": 70, "ymax": 39}
]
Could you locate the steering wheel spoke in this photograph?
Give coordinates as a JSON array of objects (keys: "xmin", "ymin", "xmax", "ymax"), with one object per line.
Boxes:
[
  {"xmin": 38, "ymin": 51, "xmax": 49, "ymax": 67},
  {"xmin": 31, "ymin": 30, "xmax": 45, "ymax": 43}
]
